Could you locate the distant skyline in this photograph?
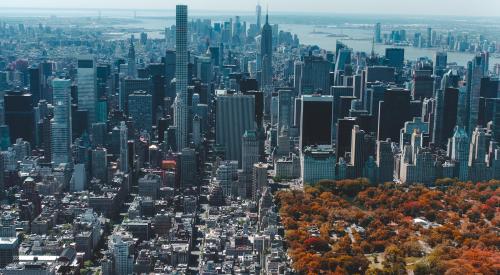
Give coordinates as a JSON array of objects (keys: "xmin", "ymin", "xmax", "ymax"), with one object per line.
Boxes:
[{"xmin": 2, "ymin": 0, "xmax": 500, "ymax": 17}]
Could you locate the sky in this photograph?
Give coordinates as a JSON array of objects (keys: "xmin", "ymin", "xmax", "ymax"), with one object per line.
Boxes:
[{"xmin": 2, "ymin": 0, "xmax": 500, "ymax": 17}]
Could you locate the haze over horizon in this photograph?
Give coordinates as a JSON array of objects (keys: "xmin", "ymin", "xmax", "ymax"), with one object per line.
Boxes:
[{"xmin": 2, "ymin": 0, "xmax": 500, "ymax": 17}]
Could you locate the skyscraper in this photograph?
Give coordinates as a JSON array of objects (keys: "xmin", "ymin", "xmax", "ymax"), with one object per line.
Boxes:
[
  {"xmin": 5, "ymin": 91, "xmax": 35, "ymax": 145},
  {"xmin": 277, "ymin": 89, "xmax": 293, "ymax": 132},
  {"xmin": 119, "ymin": 121, "xmax": 128, "ymax": 173},
  {"xmin": 301, "ymin": 55, "xmax": 331, "ymax": 94},
  {"xmin": 374, "ymin": 23, "xmax": 382, "ymax": 43},
  {"xmin": 377, "ymin": 88, "xmax": 411, "ymax": 142},
  {"xmin": 350, "ymin": 125, "xmax": 366, "ymax": 178},
  {"xmin": 77, "ymin": 56, "xmax": 97, "ymax": 126},
  {"xmin": 385, "ymin": 48, "xmax": 404, "ymax": 70},
  {"xmin": 426, "ymin": 27, "xmax": 432, "ymax": 47},
  {"xmin": 434, "ymin": 51, "xmax": 448, "ymax": 77},
  {"xmin": 51, "ymin": 78, "xmax": 72, "ymax": 165},
  {"xmin": 468, "ymin": 53, "xmax": 488, "ymax": 134},
  {"xmin": 216, "ymin": 93, "xmax": 256, "ymax": 164},
  {"xmin": 376, "ymin": 139, "xmax": 394, "ymax": 183},
  {"xmin": 119, "ymin": 78, "xmax": 151, "ymax": 113},
  {"xmin": 451, "ymin": 126, "xmax": 469, "ymax": 181},
  {"xmin": 300, "ymin": 95, "xmax": 334, "ymax": 149},
  {"xmin": 29, "ymin": 66, "xmax": 41, "ymax": 104},
  {"xmin": 128, "ymin": 91, "xmax": 153, "ymax": 133},
  {"xmin": 433, "ymin": 88, "xmax": 459, "ymax": 146},
  {"xmin": 242, "ymin": 130, "xmax": 259, "ymax": 173},
  {"xmin": 174, "ymin": 5, "xmax": 188, "ymax": 150},
  {"xmin": 260, "ymin": 11, "xmax": 273, "ymax": 90},
  {"xmin": 127, "ymin": 36, "xmax": 137, "ymax": 78}
]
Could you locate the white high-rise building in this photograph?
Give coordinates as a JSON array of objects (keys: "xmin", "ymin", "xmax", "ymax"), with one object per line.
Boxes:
[
  {"xmin": 77, "ymin": 56, "xmax": 97, "ymax": 126},
  {"xmin": 51, "ymin": 78, "xmax": 72, "ymax": 165},
  {"xmin": 110, "ymin": 235, "xmax": 133, "ymax": 275},
  {"xmin": 174, "ymin": 5, "xmax": 188, "ymax": 150}
]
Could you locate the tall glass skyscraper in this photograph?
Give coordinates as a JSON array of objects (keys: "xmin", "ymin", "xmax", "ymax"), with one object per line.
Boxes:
[
  {"xmin": 51, "ymin": 78, "xmax": 72, "ymax": 165},
  {"xmin": 174, "ymin": 5, "xmax": 188, "ymax": 150},
  {"xmin": 77, "ymin": 56, "xmax": 97, "ymax": 127}
]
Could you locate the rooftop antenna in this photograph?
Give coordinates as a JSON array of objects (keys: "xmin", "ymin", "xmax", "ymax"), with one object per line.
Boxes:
[{"xmin": 266, "ymin": 3, "xmax": 269, "ymax": 24}]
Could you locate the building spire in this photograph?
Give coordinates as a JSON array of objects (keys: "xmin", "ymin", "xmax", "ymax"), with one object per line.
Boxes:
[{"xmin": 266, "ymin": 4, "xmax": 269, "ymax": 25}]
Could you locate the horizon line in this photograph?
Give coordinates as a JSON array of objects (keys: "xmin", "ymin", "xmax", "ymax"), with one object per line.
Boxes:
[{"xmin": 0, "ymin": 6, "xmax": 499, "ymax": 19}]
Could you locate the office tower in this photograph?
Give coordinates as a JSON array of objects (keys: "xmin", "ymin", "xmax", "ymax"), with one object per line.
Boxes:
[
  {"xmin": 91, "ymin": 147, "xmax": 107, "ymax": 183},
  {"xmin": 128, "ymin": 91, "xmax": 153, "ymax": 133},
  {"xmin": 374, "ymin": 23, "xmax": 382, "ymax": 43},
  {"xmin": 301, "ymin": 145, "xmax": 336, "ymax": 184},
  {"xmin": 192, "ymin": 115, "xmax": 201, "ymax": 146},
  {"xmin": 365, "ymin": 66, "xmax": 395, "ymax": 83},
  {"xmin": 51, "ymin": 78, "xmax": 72, "ymax": 165},
  {"xmin": 426, "ymin": 27, "xmax": 432, "ymax": 47},
  {"xmin": 91, "ymin": 122, "xmax": 106, "ymax": 148},
  {"xmin": 412, "ymin": 70, "xmax": 434, "ymax": 100},
  {"xmin": 451, "ymin": 126, "xmax": 469, "ymax": 181},
  {"xmin": 119, "ymin": 78, "xmax": 151, "ymax": 113},
  {"xmin": 252, "ymin": 163, "xmax": 268, "ymax": 201},
  {"xmin": 385, "ymin": 48, "xmax": 404, "ymax": 70},
  {"xmin": 119, "ymin": 121, "xmax": 128, "ymax": 173},
  {"xmin": 353, "ymin": 74, "xmax": 362, "ymax": 99},
  {"xmin": 434, "ymin": 52, "xmax": 448, "ymax": 77},
  {"xmin": 276, "ymin": 126, "xmax": 291, "ymax": 156},
  {"xmin": 164, "ymin": 49, "xmax": 176, "ymax": 97},
  {"xmin": 330, "ymin": 86, "xmax": 353, "ymax": 128},
  {"xmin": 5, "ymin": 91, "xmax": 35, "ymax": 145},
  {"xmin": 294, "ymin": 61, "xmax": 303, "ymax": 95},
  {"xmin": 377, "ymin": 88, "xmax": 411, "ymax": 141},
  {"xmin": 493, "ymin": 99, "xmax": 500, "ymax": 143},
  {"xmin": 242, "ymin": 90, "xmax": 264, "ymax": 128},
  {"xmin": 335, "ymin": 47, "xmax": 351, "ymax": 73},
  {"xmin": 301, "ymin": 55, "xmax": 331, "ymax": 94},
  {"xmin": 216, "ymin": 93, "xmax": 255, "ymax": 164},
  {"xmin": 376, "ymin": 139, "xmax": 394, "ymax": 183},
  {"xmin": 77, "ymin": 56, "xmax": 97, "ymax": 126},
  {"xmin": 468, "ymin": 53, "xmax": 488, "ymax": 134},
  {"xmin": 256, "ymin": 3, "xmax": 262, "ymax": 30},
  {"xmin": 127, "ymin": 37, "xmax": 137, "ymax": 78},
  {"xmin": 29, "ymin": 66, "xmax": 41, "ymax": 104},
  {"xmin": 260, "ymin": 11, "xmax": 273, "ymax": 89},
  {"xmin": 336, "ymin": 117, "xmax": 357, "ymax": 161},
  {"xmin": 468, "ymin": 127, "xmax": 488, "ymax": 182},
  {"xmin": 179, "ymin": 148, "xmax": 197, "ymax": 188},
  {"xmin": 242, "ymin": 130, "xmax": 259, "ymax": 173},
  {"xmin": 300, "ymin": 95, "xmax": 333, "ymax": 149},
  {"xmin": 138, "ymin": 174, "xmax": 161, "ymax": 200},
  {"xmin": 350, "ymin": 125, "xmax": 366, "ymax": 178},
  {"xmin": 175, "ymin": 5, "xmax": 188, "ymax": 150},
  {"xmin": 433, "ymin": 88, "xmax": 459, "ymax": 146},
  {"xmin": 277, "ymin": 89, "xmax": 293, "ymax": 132},
  {"xmin": 216, "ymin": 161, "xmax": 239, "ymax": 197}
]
